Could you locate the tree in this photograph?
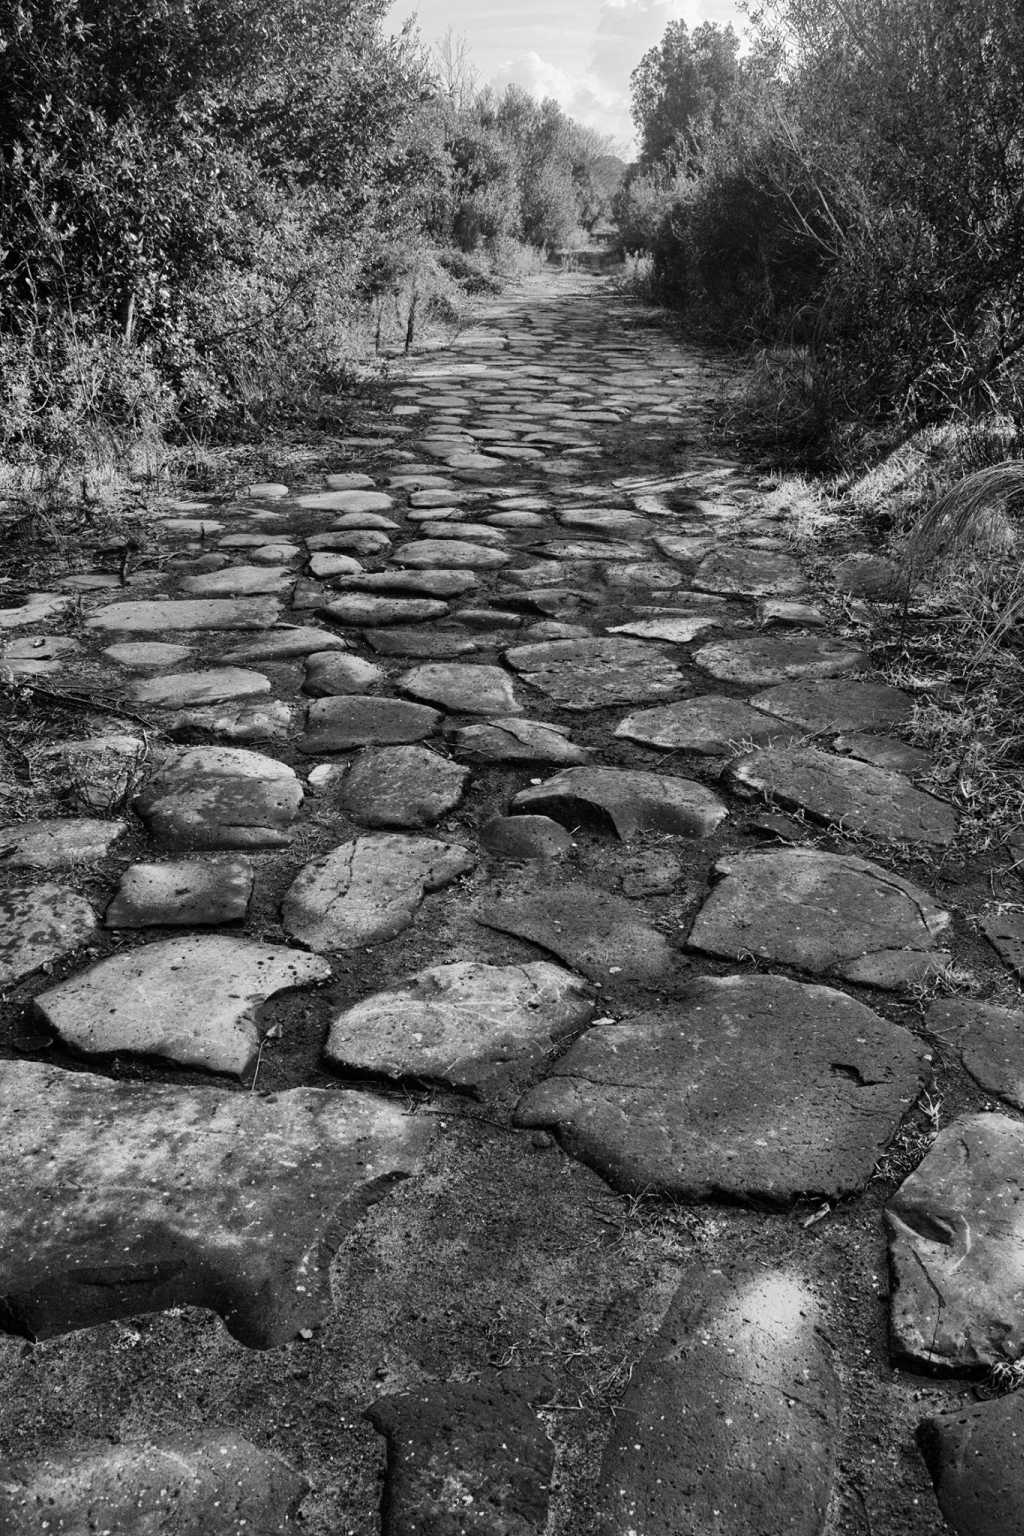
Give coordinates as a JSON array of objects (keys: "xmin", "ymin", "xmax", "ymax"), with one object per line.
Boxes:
[{"xmin": 630, "ymin": 19, "xmax": 740, "ymax": 171}]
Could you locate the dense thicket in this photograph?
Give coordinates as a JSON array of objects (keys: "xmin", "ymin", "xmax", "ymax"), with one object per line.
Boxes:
[
  {"xmin": 617, "ymin": 2, "xmax": 1024, "ymax": 460},
  {"xmin": 0, "ymin": 3, "xmax": 619, "ymax": 466}
]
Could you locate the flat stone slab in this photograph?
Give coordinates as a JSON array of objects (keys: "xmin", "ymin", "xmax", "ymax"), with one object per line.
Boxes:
[
  {"xmin": 303, "ymin": 652, "xmax": 384, "ymax": 695},
  {"xmin": 164, "ymin": 699, "xmax": 297, "ymax": 742},
  {"xmin": 135, "ymin": 747, "xmax": 302, "ymax": 850},
  {"xmin": 505, "ymin": 637, "xmax": 685, "ymax": 710},
  {"xmin": 446, "ymin": 716, "xmax": 590, "ymax": 765},
  {"xmin": 35, "ymin": 934, "xmax": 330, "ymax": 1076},
  {"xmin": 365, "ymin": 627, "xmax": 483, "ymax": 658},
  {"xmin": 222, "ymin": 626, "xmax": 348, "ymax": 662},
  {"xmin": 366, "ymin": 1372, "xmax": 554, "ymax": 1536},
  {"xmin": 887, "ymin": 1114, "xmax": 1024, "ymax": 1371},
  {"xmin": 0, "ymin": 593, "xmax": 74, "ymax": 629},
  {"xmin": 919, "ymin": 1392, "xmax": 1024, "ymax": 1536},
  {"xmin": 516, "ymin": 974, "xmax": 924, "ymax": 1200},
  {"xmin": 688, "ymin": 848, "xmax": 951, "ymax": 989},
  {"xmin": 325, "ymin": 960, "xmax": 592, "ymax": 1092},
  {"xmin": 317, "ymin": 531, "xmax": 390, "ymax": 558},
  {"xmin": 300, "ymin": 697, "xmax": 441, "ymax": 752},
  {"xmin": 393, "ymin": 539, "xmax": 510, "ymax": 570},
  {"xmin": 400, "ymin": 662, "xmax": 518, "ymax": 715},
  {"xmin": 282, "ymin": 834, "xmax": 475, "ymax": 950},
  {"xmin": 478, "ymin": 883, "xmax": 678, "ymax": 988},
  {"xmin": 481, "ymin": 815, "xmax": 574, "ymax": 859},
  {"xmin": 728, "ymin": 746, "xmax": 957, "ymax": 846},
  {"xmin": 296, "ymin": 489, "xmax": 393, "ymax": 512},
  {"xmin": 751, "ymin": 679, "xmax": 913, "ymax": 733},
  {"xmin": 417, "ymin": 520, "xmax": 508, "ymax": 544},
  {"xmin": 103, "ymin": 640, "xmax": 194, "ymax": 670},
  {"xmin": 178, "ymin": 564, "xmax": 293, "ymax": 597},
  {"xmin": 106, "ymin": 858, "xmax": 254, "ymax": 927},
  {"xmin": 321, "ymin": 594, "xmax": 450, "ymax": 626},
  {"xmin": 337, "ymin": 746, "xmax": 469, "ymax": 828},
  {"xmin": 692, "ymin": 548, "xmax": 807, "ymax": 596},
  {"xmin": 695, "ymin": 635, "xmax": 868, "ymax": 687},
  {"xmin": 758, "ymin": 598, "xmax": 827, "ymax": 628},
  {"xmin": 609, "ymin": 614, "xmax": 721, "ymax": 643},
  {"xmin": 0, "ymin": 882, "xmax": 98, "ymax": 987},
  {"xmin": 596, "ymin": 1263, "xmax": 838, "ymax": 1536},
  {"xmin": 0, "ymin": 1060, "xmax": 431, "ymax": 1346},
  {"xmin": 0, "ymin": 818, "xmax": 128, "ymax": 870},
  {"xmin": 0, "ymin": 1433, "xmax": 308, "ymax": 1536},
  {"xmin": 130, "ymin": 666, "xmax": 271, "ymax": 708},
  {"xmin": 331, "ymin": 569, "xmax": 477, "ymax": 597},
  {"xmin": 87, "ymin": 598, "xmax": 282, "ymax": 632},
  {"xmin": 928, "ymin": 998, "xmax": 1024, "ymax": 1110},
  {"xmin": 512, "ymin": 766, "xmax": 727, "ymax": 840},
  {"xmin": 616, "ymin": 695, "xmax": 789, "ymax": 755}
]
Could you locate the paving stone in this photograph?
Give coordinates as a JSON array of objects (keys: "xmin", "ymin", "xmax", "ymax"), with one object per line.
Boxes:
[
  {"xmin": 41, "ymin": 733, "xmax": 146, "ymax": 812},
  {"xmin": 596, "ymin": 1262, "xmax": 838, "ymax": 1536},
  {"xmin": 928, "ymin": 999, "xmax": 1024, "ymax": 1110},
  {"xmin": 393, "ymin": 539, "xmax": 511, "ymax": 570},
  {"xmin": 727, "ymin": 745, "xmax": 957, "ymax": 846},
  {"xmin": 135, "ymin": 747, "xmax": 302, "ymax": 850},
  {"xmin": 417, "ymin": 520, "xmax": 508, "ymax": 544},
  {"xmin": 325, "ymin": 471, "xmax": 376, "ymax": 490},
  {"xmin": 247, "ymin": 481, "xmax": 290, "ymax": 497},
  {"xmin": 300, "ymin": 697, "xmax": 441, "ymax": 752},
  {"xmin": 130, "ymin": 667, "xmax": 271, "ymax": 708},
  {"xmin": 321, "ymin": 594, "xmax": 450, "ymax": 626},
  {"xmin": 478, "ymin": 883, "xmax": 678, "ymax": 988},
  {"xmin": 295, "ymin": 489, "xmax": 394, "ymax": 512},
  {"xmin": 834, "ymin": 732, "xmax": 933, "ymax": 775},
  {"xmin": 308, "ymin": 552, "xmax": 367, "ymax": 578},
  {"xmin": 282, "ymin": 834, "xmax": 475, "ymax": 950},
  {"xmin": 400, "ymin": 662, "xmax": 519, "ymax": 715},
  {"xmin": 325, "ymin": 960, "xmax": 592, "ymax": 1092},
  {"xmin": 303, "ymin": 652, "xmax": 385, "ymax": 695},
  {"xmin": 331, "ymin": 570, "xmax": 479, "ymax": 598},
  {"xmin": 887, "ymin": 1113, "xmax": 1024, "ymax": 1370},
  {"xmin": 0, "ymin": 1060, "xmax": 431, "ymax": 1346},
  {"xmin": 695, "ymin": 634, "xmax": 868, "ymax": 687},
  {"xmin": 0, "ymin": 1432, "xmax": 308, "ymax": 1536},
  {"xmin": 35, "ymin": 934, "xmax": 330, "ymax": 1076},
  {"xmin": 178, "ymin": 564, "xmax": 293, "ymax": 597},
  {"xmin": 446, "ymin": 716, "xmax": 590, "ymax": 765},
  {"xmin": 919, "ymin": 1392, "xmax": 1024, "ymax": 1536},
  {"xmin": 487, "ymin": 510, "xmax": 547, "ymax": 528},
  {"xmin": 522, "ymin": 621, "xmax": 590, "ymax": 640},
  {"xmin": 608, "ymin": 613, "xmax": 721, "ymax": 643},
  {"xmin": 0, "ymin": 882, "xmax": 98, "ymax": 988},
  {"xmin": 688, "ymin": 848, "xmax": 951, "ymax": 989},
  {"xmin": 504, "ymin": 637, "xmax": 685, "ymax": 710},
  {"xmin": 0, "ymin": 593, "xmax": 74, "ymax": 628},
  {"xmin": 87, "ymin": 598, "xmax": 282, "ymax": 632},
  {"xmin": 0, "ymin": 636, "xmax": 79, "ymax": 679},
  {"xmin": 980, "ymin": 910, "xmax": 1024, "ymax": 980},
  {"xmin": 366, "ymin": 1371, "xmax": 554, "ymax": 1536},
  {"xmin": 557, "ymin": 508, "xmax": 649, "ymax": 535},
  {"xmin": 758, "ymin": 597, "xmax": 827, "ymax": 628},
  {"xmin": 164, "ymin": 700, "xmax": 297, "ymax": 742},
  {"xmin": 319, "ymin": 531, "xmax": 391, "ymax": 558},
  {"xmin": 106, "ymin": 858, "xmax": 254, "ymax": 927},
  {"xmin": 512, "ymin": 767, "xmax": 727, "ymax": 840},
  {"xmin": 365, "ymin": 627, "xmax": 484, "ymax": 658},
  {"xmin": 481, "ymin": 815, "xmax": 574, "ymax": 859},
  {"xmin": 616, "ymin": 695, "xmax": 789, "ymax": 755},
  {"xmin": 516, "ymin": 974, "xmax": 924, "ymax": 1199},
  {"xmin": 337, "ymin": 746, "xmax": 469, "ymax": 828},
  {"xmin": 603, "ymin": 561, "xmax": 689, "ymax": 590},
  {"xmin": 0, "ymin": 818, "xmax": 128, "ymax": 870},
  {"xmin": 751, "ymin": 679, "xmax": 913, "ymax": 733},
  {"xmin": 692, "ymin": 547, "xmax": 807, "ymax": 596},
  {"xmin": 220, "ymin": 625, "xmax": 349, "ymax": 662},
  {"xmin": 102, "ymin": 640, "xmax": 194, "ymax": 670}
]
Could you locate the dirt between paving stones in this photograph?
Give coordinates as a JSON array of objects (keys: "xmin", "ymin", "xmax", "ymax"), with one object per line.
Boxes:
[{"xmin": 0, "ymin": 269, "xmax": 1021, "ymax": 1536}]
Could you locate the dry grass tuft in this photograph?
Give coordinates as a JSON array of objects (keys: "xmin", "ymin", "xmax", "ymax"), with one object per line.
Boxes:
[{"xmin": 902, "ymin": 460, "xmax": 1024, "ymax": 579}]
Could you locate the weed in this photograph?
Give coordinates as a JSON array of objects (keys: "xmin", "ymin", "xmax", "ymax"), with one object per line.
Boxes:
[{"xmin": 872, "ymin": 1089, "xmax": 942, "ymax": 1186}]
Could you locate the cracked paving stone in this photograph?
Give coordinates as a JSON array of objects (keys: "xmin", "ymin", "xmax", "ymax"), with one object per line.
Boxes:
[
  {"xmin": 481, "ymin": 815, "xmax": 574, "ymax": 859},
  {"xmin": 919, "ymin": 1392, "xmax": 1024, "ymax": 1536},
  {"xmin": 34, "ymin": 933, "xmax": 330, "ymax": 1076},
  {"xmin": 687, "ymin": 848, "xmax": 951, "ymax": 990},
  {"xmin": 477, "ymin": 882, "xmax": 678, "ymax": 989},
  {"xmin": 0, "ymin": 1060, "xmax": 432, "ymax": 1346},
  {"xmin": 615, "ymin": 695, "xmax": 790, "ymax": 755},
  {"xmin": 695, "ymin": 634, "xmax": 868, "ymax": 687},
  {"xmin": 727, "ymin": 745, "xmax": 957, "ymax": 846},
  {"xmin": 445, "ymin": 716, "xmax": 590, "ymax": 765},
  {"xmin": 0, "ymin": 1432, "xmax": 309, "ymax": 1536},
  {"xmin": 221, "ymin": 625, "xmax": 349, "ymax": 662},
  {"xmin": 512, "ymin": 766, "xmax": 727, "ymax": 839},
  {"xmin": 596, "ymin": 1262, "xmax": 838, "ymax": 1536},
  {"xmin": 321, "ymin": 594, "xmax": 450, "ymax": 627},
  {"xmin": 393, "ymin": 539, "xmax": 511, "ymax": 570},
  {"xmin": 129, "ymin": 667, "xmax": 272, "ymax": 708},
  {"xmin": 515, "ymin": 974, "xmax": 925, "ymax": 1200},
  {"xmin": 0, "ymin": 818, "xmax": 129, "ymax": 870},
  {"xmin": 40, "ymin": 733, "xmax": 146, "ymax": 812},
  {"xmin": 106, "ymin": 857, "xmax": 254, "ymax": 927},
  {"xmin": 691, "ymin": 547, "xmax": 808, "ymax": 597},
  {"xmin": 135, "ymin": 746, "xmax": 302, "ymax": 850},
  {"xmin": 929, "ymin": 998, "xmax": 1024, "ymax": 1111},
  {"xmin": 887, "ymin": 1113, "xmax": 1024, "ymax": 1371},
  {"xmin": 337, "ymin": 745, "xmax": 469, "ymax": 828},
  {"xmin": 325, "ymin": 960, "xmax": 592, "ymax": 1094},
  {"xmin": 299, "ymin": 697, "xmax": 441, "ymax": 752},
  {"xmin": 750, "ymin": 678, "xmax": 913, "ymax": 734},
  {"xmin": 399, "ymin": 662, "xmax": 519, "ymax": 715},
  {"xmin": 366, "ymin": 1370, "xmax": 555, "ymax": 1536},
  {"xmin": 834, "ymin": 732, "xmax": 933, "ymax": 776},
  {"xmin": 504, "ymin": 637, "xmax": 685, "ymax": 710},
  {"xmin": 87, "ymin": 597, "xmax": 282, "ymax": 632},
  {"xmin": 0, "ymin": 882, "xmax": 98, "ymax": 988},
  {"xmin": 282, "ymin": 833, "xmax": 475, "ymax": 950}
]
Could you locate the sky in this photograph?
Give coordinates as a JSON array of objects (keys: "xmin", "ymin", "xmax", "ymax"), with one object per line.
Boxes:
[{"xmin": 385, "ymin": 0, "xmax": 747, "ymax": 156}]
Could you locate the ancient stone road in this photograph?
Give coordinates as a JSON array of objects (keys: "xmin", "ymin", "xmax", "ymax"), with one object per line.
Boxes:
[{"xmin": 1, "ymin": 274, "xmax": 1023, "ymax": 1533}]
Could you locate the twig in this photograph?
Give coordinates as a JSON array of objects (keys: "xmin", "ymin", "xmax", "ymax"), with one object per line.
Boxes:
[{"xmin": 15, "ymin": 683, "xmax": 154, "ymax": 729}]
